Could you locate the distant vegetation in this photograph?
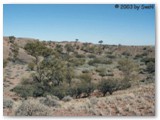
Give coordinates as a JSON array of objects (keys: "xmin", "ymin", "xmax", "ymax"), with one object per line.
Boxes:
[{"xmin": 3, "ymin": 37, "xmax": 154, "ymax": 101}]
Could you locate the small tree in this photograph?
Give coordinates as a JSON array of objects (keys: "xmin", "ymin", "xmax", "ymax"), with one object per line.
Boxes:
[
  {"xmin": 98, "ymin": 40, "xmax": 103, "ymax": 45},
  {"xmin": 33, "ymin": 56, "xmax": 66, "ymax": 87},
  {"xmin": 24, "ymin": 41, "xmax": 47, "ymax": 65},
  {"xmin": 9, "ymin": 36, "xmax": 15, "ymax": 43},
  {"xmin": 98, "ymin": 40, "xmax": 103, "ymax": 54},
  {"xmin": 74, "ymin": 39, "xmax": 79, "ymax": 47}
]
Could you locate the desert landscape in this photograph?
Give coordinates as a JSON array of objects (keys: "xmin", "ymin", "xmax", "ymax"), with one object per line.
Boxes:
[{"xmin": 3, "ymin": 36, "xmax": 155, "ymax": 116}]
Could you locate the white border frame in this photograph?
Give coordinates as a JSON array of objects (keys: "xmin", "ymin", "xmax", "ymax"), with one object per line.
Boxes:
[{"xmin": 0, "ymin": 0, "xmax": 159, "ymax": 120}]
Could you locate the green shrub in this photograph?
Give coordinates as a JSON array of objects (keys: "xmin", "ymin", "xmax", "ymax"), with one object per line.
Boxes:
[
  {"xmin": 9, "ymin": 43, "xmax": 19, "ymax": 62},
  {"xmin": 66, "ymin": 66, "xmax": 74, "ymax": 86},
  {"xmin": 117, "ymin": 79, "xmax": 131, "ymax": 90},
  {"xmin": 141, "ymin": 57, "xmax": 155, "ymax": 64},
  {"xmin": 24, "ymin": 41, "xmax": 51, "ymax": 64},
  {"xmin": 75, "ymin": 54, "xmax": 85, "ymax": 58},
  {"xmin": 88, "ymin": 57, "xmax": 112, "ymax": 66},
  {"xmin": 11, "ymin": 85, "xmax": 35, "ymax": 99},
  {"xmin": 99, "ymin": 72, "xmax": 106, "ymax": 77},
  {"xmin": 106, "ymin": 54, "xmax": 116, "ymax": 59},
  {"xmin": 69, "ymin": 58, "xmax": 85, "ymax": 66},
  {"xmin": 134, "ymin": 54, "xmax": 143, "ymax": 59},
  {"xmin": 65, "ymin": 87, "xmax": 77, "ymax": 97},
  {"xmin": 88, "ymin": 54, "xmax": 96, "ymax": 58},
  {"xmin": 65, "ymin": 44, "xmax": 74, "ymax": 55},
  {"xmin": 55, "ymin": 44, "xmax": 63, "ymax": 54},
  {"xmin": 21, "ymin": 78, "xmax": 33, "ymax": 85},
  {"xmin": 146, "ymin": 62, "xmax": 155, "ymax": 73},
  {"xmin": 81, "ymin": 83, "xmax": 96, "ymax": 97},
  {"xmin": 3, "ymin": 99, "xmax": 13, "ymax": 109},
  {"xmin": 78, "ymin": 73, "xmax": 92, "ymax": 83},
  {"xmin": 51, "ymin": 86, "xmax": 66, "ymax": 99},
  {"xmin": 95, "ymin": 67, "xmax": 105, "ymax": 73},
  {"xmin": 98, "ymin": 79, "xmax": 118, "ymax": 96},
  {"xmin": 118, "ymin": 58, "xmax": 139, "ymax": 80},
  {"xmin": 122, "ymin": 52, "xmax": 130, "ymax": 56},
  {"xmin": 95, "ymin": 67, "xmax": 106, "ymax": 77},
  {"xmin": 66, "ymin": 82, "xmax": 96, "ymax": 98}
]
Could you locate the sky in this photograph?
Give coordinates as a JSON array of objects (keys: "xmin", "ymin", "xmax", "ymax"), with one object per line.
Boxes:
[{"xmin": 3, "ymin": 4, "xmax": 155, "ymax": 45}]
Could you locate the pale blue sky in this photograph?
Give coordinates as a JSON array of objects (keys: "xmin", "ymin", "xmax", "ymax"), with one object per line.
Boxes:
[{"xmin": 3, "ymin": 4, "xmax": 155, "ymax": 45}]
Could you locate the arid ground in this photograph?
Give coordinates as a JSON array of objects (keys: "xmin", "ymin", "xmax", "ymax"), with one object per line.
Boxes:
[{"xmin": 3, "ymin": 36, "xmax": 155, "ymax": 116}]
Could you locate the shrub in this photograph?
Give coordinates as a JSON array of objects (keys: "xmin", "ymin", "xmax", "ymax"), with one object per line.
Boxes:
[
  {"xmin": 82, "ymin": 69, "xmax": 90, "ymax": 73},
  {"xmin": 78, "ymin": 73, "xmax": 92, "ymax": 83},
  {"xmin": 21, "ymin": 78, "xmax": 33, "ymax": 85},
  {"xmin": 40, "ymin": 95, "xmax": 61, "ymax": 107},
  {"xmin": 65, "ymin": 66, "xmax": 74, "ymax": 86},
  {"xmin": 11, "ymin": 85, "xmax": 35, "ymax": 99},
  {"xmin": 118, "ymin": 58, "xmax": 139, "ymax": 80},
  {"xmin": 95, "ymin": 67, "xmax": 106, "ymax": 77},
  {"xmin": 82, "ymin": 83, "xmax": 96, "ymax": 97},
  {"xmin": 3, "ymin": 99, "xmax": 13, "ymax": 109},
  {"xmin": 51, "ymin": 86, "xmax": 66, "ymax": 99},
  {"xmin": 88, "ymin": 54, "xmax": 96, "ymax": 58},
  {"xmin": 16, "ymin": 99, "xmax": 51, "ymax": 116},
  {"xmin": 69, "ymin": 58, "xmax": 85, "ymax": 66},
  {"xmin": 106, "ymin": 54, "xmax": 116, "ymax": 59},
  {"xmin": 9, "ymin": 43, "xmax": 19, "ymax": 62},
  {"xmin": 141, "ymin": 52, "xmax": 148, "ymax": 56},
  {"xmin": 105, "ymin": 72, "xmax": 114, "ymax": 76},
  {"xmin": 117, "ymin": 79, "xmax": 131, "ymax": 90},
  {"xmin": 146, "ymin": 62, "xmax": 155, "ymax": 73},
  {"xmin": 62, "ymin": 96, "xmax": 73, "ymax": 102},
  {"xmin": 122, "ymin": 51, "xmax": 130, "ymax": 56},
  {"xmin": 99, "ymin": 72, "xmax": 107, "ymax": 77},
  {"xmin": 89, "ymin": 96, "xmax": 98, "ymax": 105},
  {"xmin": 65, "ymin": 44, "xmax": 74, "ymax": 55},
  {"xmin": 134, "ymin": 54, "xmax": 143, "ymax": 59},
  {"xmin": 3, "ymin": 60, "xmax": 8, "ymax": 68},
  {"xmin": 98, "ymin": 79, "xmax": 118, "ymax": 96},
  {"xmin": 12, "ymin": 79, "xmax": 46, "ymax": 98},
  {"xmin": 141, "ymin": 57, "xmax": 155, "ymax": 64},
  {"xmin": 95, "ymin": 67, "xmax": 105, "ymax": 73},
  {"xmin": 66, "ymin": 87, "xmax": 77, "ymax": 97},
  {"xmin": 88, "ymin": 57, "xmax": 112, "ymax": 66},
  {"xmin": 55, "ymin": 44, "xmax": 63, "ymax": 54},
  {"xmin": 75, "ymin": 54, "xmax": 85, "ymax": 58},
  {"xmin": 67, "ymin": 82, "xmax": 95, "ymax": 98},
  {"xmin": 27, "ymin": 62, "xmax": 35, "ymax": 71},
  {"xmin": 76, "ymin": 45, "xmax": 80, "ymax": 50}
]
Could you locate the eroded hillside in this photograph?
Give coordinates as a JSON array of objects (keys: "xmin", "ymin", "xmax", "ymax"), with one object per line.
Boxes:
[{"xmin": 3, "ymin": 36, "xmax": 155, "ymax": 116}]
